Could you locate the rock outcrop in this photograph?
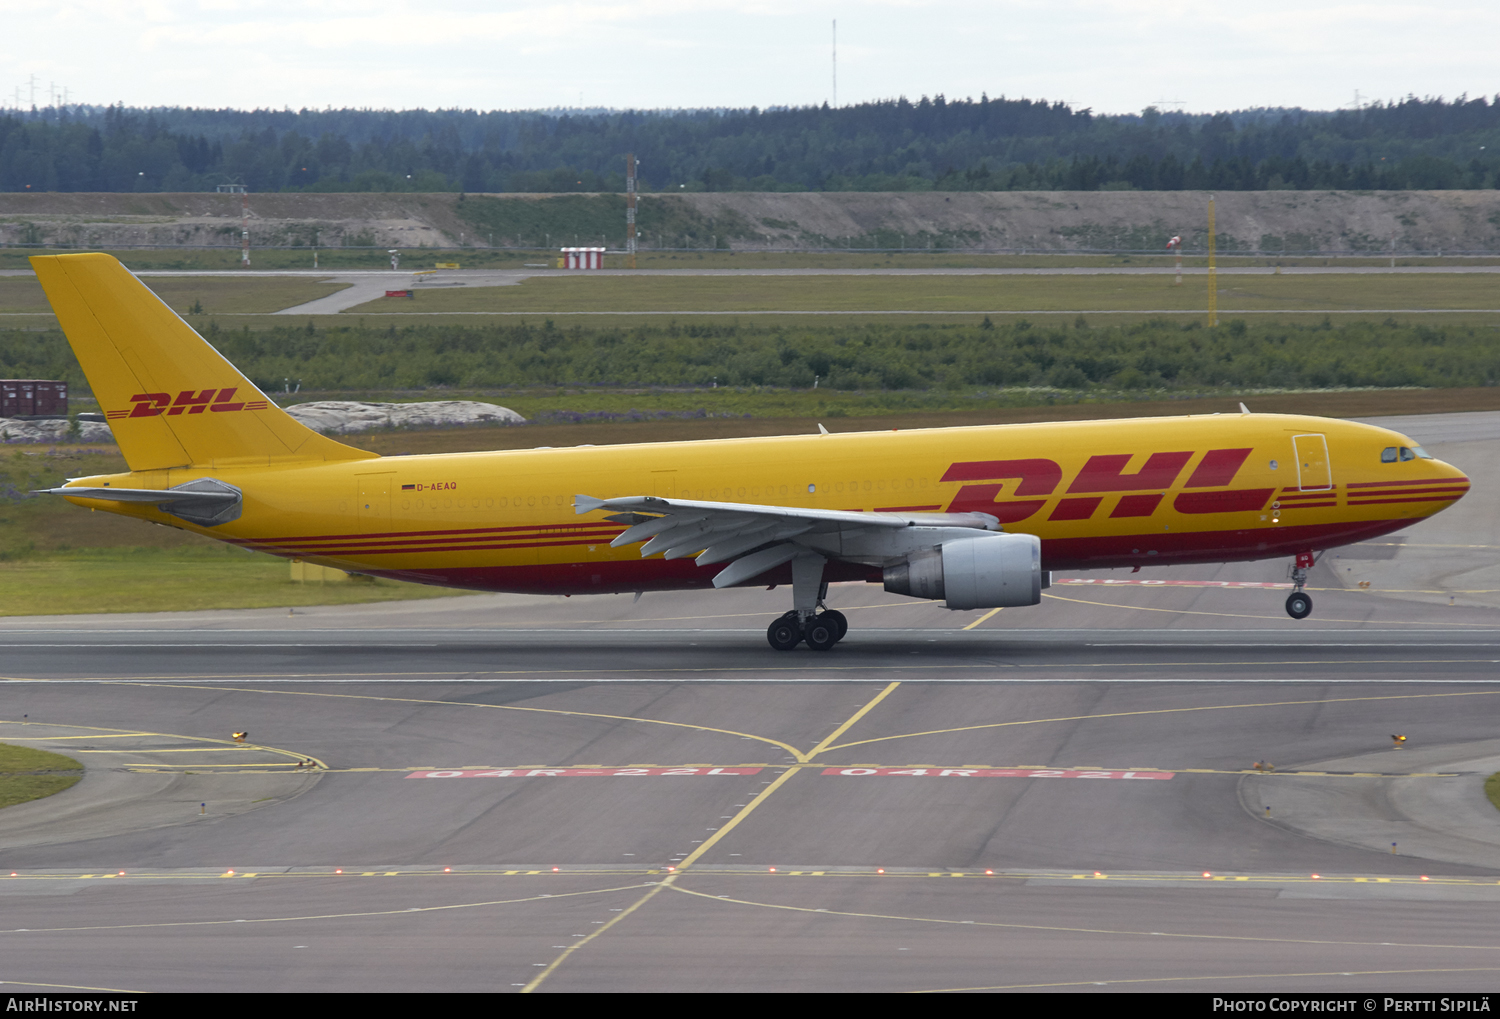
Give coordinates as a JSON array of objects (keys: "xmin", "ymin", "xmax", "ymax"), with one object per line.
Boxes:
[
  {"xmin": 284, "ymin": 400, "xmax": 525, "ymax": 435},
  {"xmin": 0, "ymin": 401, "xmax": 524, "ymax": 443},
  {"xmin": 0, "ymin": 419, "xmax": 113, "ymax": 444}
]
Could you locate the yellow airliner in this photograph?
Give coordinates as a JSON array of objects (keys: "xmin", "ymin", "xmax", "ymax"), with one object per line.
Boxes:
[{"xmin": 33, "ymin": 254, "xmax": 1470, "ymax": 650}]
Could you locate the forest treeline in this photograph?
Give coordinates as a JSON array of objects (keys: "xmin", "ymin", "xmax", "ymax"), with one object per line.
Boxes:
[
  {"xmin": 3, "ymin": 317, "xmax": 1496, "ymax": 396},
  {"xmin": 2, "ymin": 94, "xmax": 1499, "ymax": 194}
]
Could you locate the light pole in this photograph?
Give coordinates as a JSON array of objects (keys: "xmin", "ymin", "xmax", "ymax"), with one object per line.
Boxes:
[{"xmin": 1206, "ymin": 195, "xmax": 1217, "ymax": 328}]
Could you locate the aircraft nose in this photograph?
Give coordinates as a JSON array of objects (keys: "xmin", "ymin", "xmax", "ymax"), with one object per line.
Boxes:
[
  {"xmin": 1435, "ymin": 457, "xmax": 1471, "ymax": 502},
  {"xmin": 1407, "ymin": 452, "xmax": 1471, "ymax": 509}
]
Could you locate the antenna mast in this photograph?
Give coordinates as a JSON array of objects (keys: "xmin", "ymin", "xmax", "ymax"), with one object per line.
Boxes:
[
  {"xmin": 241, "ymin": 194, "xmax": 251, "ymax": 268},
  {"xmin": 625, "ymin": 153, "xmax": 638, "ymax": 270},
  {"xmin": 832, "ymin": 20, "xmax": 837, "ymax": 108},
  {"xmin": 1207, "ymin": 194, "xmax": 1217, "ymax": 327}
]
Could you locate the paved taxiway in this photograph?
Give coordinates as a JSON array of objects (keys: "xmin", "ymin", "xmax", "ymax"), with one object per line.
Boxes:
[{"xmin": 1, "ymin": 413, "xmax": 1498, "ymax": 993}]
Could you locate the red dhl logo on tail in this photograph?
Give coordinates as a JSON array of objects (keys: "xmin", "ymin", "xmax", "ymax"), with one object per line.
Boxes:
[{"xmin": 106, "ymin": 389, "xmax": 270, "ymax": 420}]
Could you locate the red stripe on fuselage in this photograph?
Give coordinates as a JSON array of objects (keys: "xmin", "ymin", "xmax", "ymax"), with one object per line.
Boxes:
[
  {"xmin": 1344, "ymin": 487, "xmax": 1469, "ymax": 499},
  {"xmin": 345, "ymin": 517, "xmax": 1420, "ymax": 595},
  {"xmin": 1343, "ymin": 495, "xmax": 1467, "ymax": 507},
  {"xmin": 231, "ymin": 520, "xmax": 621, "ymax": 545},
  {"xmin": 1346, "ymin": 477, "xmax": 1469, "ymax": 489},
  {"xmin": 268, "ymin": 536, "xmax": 619, "ymax": 557},
  {"xmin": 242, "ymin": 526, "xmax": 622, "ymax": 552}
]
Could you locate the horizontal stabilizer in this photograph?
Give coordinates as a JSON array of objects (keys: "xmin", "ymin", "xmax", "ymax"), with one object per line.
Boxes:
[
  {"xmin": 41, "ymin": 477, "xmax": 243, "ymax": 527},
  {"xmin": 36, "ymin": 486, "xmax": 237, "ymax": 503}
]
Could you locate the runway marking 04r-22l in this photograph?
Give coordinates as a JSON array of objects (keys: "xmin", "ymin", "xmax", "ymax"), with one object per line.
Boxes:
[{"xmin": 404, "ymin": 766, "xmax": 1175, "ymax": 780}]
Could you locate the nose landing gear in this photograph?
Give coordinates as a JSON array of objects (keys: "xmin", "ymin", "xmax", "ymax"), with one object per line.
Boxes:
[{"xmin": 1285, "ymin": 551, "xmax": 1316, "ymax": 619}]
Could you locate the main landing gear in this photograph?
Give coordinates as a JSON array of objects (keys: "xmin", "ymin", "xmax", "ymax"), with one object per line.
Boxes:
[
  {"xmin": 1285, "ymin": 551, "xmax": 1316, "ymax": 620},
  {"xmin": 765, "ymin": 553, "xmax": 849, "ymax": 651},
  {"xmin": 767, "ymin": 608, "xmax": 848, "ymax": 651}
]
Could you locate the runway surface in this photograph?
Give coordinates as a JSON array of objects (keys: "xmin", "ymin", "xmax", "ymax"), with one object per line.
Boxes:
[{"xmin": 1, "ymin": 412, "xmax": 1499, "ymax": 993}]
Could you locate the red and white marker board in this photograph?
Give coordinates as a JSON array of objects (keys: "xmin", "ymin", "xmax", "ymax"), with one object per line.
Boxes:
[
  {"xmin": 407, "ymin": 767, "xmax": 762, "ymax": 778},
  {"xmin": 823, "ymin": 768, "xmax": 1173, "ymax": 779}
]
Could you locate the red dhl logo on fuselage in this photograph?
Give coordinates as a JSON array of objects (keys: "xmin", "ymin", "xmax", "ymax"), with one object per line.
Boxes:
[
  {"xmin": 106, "ymin": 389, "xmax": 270, "ymax": 419},
  {"xmin": 941, "ymin": 450, "xmax": 1466, "ymax": 523},
  {"xmin": 941, "ymin": 448, "xmax": 1268, "ymax": 522}
]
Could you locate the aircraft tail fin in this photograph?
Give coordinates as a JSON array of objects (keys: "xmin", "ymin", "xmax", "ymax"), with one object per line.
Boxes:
[{"xmin": 31, "ymin": 253, "xmax": 378, "ymax": 471}]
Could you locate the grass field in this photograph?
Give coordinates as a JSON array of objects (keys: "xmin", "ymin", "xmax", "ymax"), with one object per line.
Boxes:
[
  {"xmin": 4, "ymin": 246, "xmax": 1499, "ymax": 273},
  {"xmin": 346, "ymin": 272, "xmax": 1500, "ymax": 316},
  {"xmin": 0, "ymin": 275, "xmax": 348, "ymax": 315},
  {"xmin": 0, "ymin": 447, "xmax": 453, "ymax": 615},
  {"xmin": 0, "ymin": 742, "xmax": 83, "ymax": 811},
  {"xmin": 0, "ymin": 550, "xmax": 456, "ymax": 616},
  {"xmin": 3, "ymin": 263, "xmax": 1497, "ymax": 331}
]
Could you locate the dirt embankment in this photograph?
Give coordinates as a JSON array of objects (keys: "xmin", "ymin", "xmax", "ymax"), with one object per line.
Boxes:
[
  {"xmin": 0, "ymin": 193, "xmax": 474, "ymax": 251},
  {"xmin": 3, "ymin": 190, "xmax": 1498, "ymax": 253}
]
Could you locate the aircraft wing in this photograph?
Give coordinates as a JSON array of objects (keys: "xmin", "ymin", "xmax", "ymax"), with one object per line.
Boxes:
[{"xmin": 574, "ymin": 494, "xmax": 1000, "ymax": 588}]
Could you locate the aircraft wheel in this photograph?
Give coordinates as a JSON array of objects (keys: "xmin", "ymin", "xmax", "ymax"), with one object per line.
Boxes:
[
  {"xmin": 819, "ymin": 610, "xmax": 848, "ymax": 642},
  {"xmin": 1285, "ymin": 592, "xmax": 1313, "ymax": 620},
  {"xmin": 767, "ymin": 614, "xmax": 802, "ymax": 651},
  {"xmin": 804, "ymin": 617, "xmax": 839, "ymax": 651}
]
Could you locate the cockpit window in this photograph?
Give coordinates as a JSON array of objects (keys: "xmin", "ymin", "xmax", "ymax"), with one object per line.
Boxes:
[
  {"xmin": 1411, "ymin": 445, "xmax": 1433, "ymax": 459},
  {"xmin": 1400, "ymin": 446, "xmax": 1417, "ymax": 461},
  {"xmin": 1381, "ymin": 447, "xmax": 1398, "ymax": 463}
]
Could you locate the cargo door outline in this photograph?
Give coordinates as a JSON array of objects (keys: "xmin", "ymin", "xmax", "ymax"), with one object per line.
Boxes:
[
  {"xmin": 1292, "ymin": 434, "xmax": 1331, "ymax": 491},
  {"xmin": 356, "ymin": 471, "xmax": 396, "ymax": 532}
]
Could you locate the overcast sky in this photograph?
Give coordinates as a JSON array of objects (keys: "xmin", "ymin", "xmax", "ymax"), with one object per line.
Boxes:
[{"xmin": 5, "ymin": 1, "xmax": 1497, "ymax": 117}]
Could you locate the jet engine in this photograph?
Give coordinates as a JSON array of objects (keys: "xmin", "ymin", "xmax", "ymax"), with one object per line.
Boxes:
[{"xmin": 883, "ymin": 533, "xmax": 1047, "ymax": 609}]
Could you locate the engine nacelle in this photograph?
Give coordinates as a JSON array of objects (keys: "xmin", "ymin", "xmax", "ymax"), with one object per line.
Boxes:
[{"xmin": 882, "ymin": 533, "xmax": 1046, "ymax": 609}]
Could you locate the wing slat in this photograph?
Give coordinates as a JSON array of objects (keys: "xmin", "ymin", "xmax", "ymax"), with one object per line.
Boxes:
[
  {"xmin": 611, "ymin": 513, "xmax": 706, "ymax": 548},
  {"xmin": 639, "ymin": 515, "xmax": 759, "ymax": 557}
]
